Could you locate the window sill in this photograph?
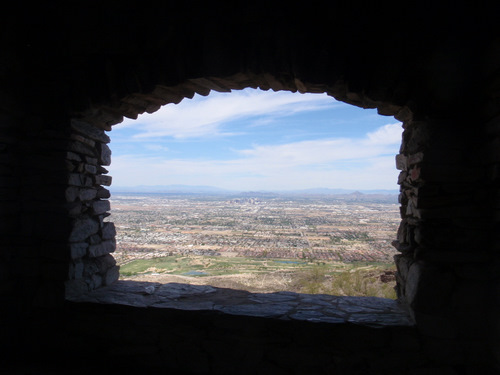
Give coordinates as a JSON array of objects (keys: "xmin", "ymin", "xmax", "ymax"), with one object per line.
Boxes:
[{"xmin": 66, "ymin": 280, "xmax": 413, "ymax": 327}]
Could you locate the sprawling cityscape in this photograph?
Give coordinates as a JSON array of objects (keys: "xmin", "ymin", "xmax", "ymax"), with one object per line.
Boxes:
[
  {"xmin": 107, "ymin": 192, "xmax": 400, "ymax": 296},
  {"xmin": 110, "ymin": 192, "xmax": 400, "ymax": 263}
]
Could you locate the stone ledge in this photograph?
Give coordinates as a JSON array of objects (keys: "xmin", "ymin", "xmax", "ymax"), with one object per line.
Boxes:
[{"xmin": 67, "ymin": 280, "xmax": 414, "ymax": 328}]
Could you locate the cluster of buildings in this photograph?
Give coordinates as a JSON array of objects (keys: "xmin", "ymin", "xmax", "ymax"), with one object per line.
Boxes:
[{"xmin": 109, "ymin": 194, "xmax": 400, "ymax": 265}]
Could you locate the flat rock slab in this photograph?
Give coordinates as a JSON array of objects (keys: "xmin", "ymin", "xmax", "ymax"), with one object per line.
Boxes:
[{"xmin": 68, "ymin": 280, "xmax": 414, "ymax": 327}]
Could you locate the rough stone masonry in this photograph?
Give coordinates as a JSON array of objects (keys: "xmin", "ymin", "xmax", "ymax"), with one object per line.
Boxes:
[{"xmin": 65, "ymin": 119, "xmax": 119, "ymax": 296}]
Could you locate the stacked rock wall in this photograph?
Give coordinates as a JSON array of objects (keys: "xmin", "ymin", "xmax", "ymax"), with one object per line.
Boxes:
[
  {"xmin": 393, "ymin": 115, "xmax": 499, "ymax": 367},
  {"xmin": 64, "ymin": 119, "xmax": 119, "ymax": 297}
]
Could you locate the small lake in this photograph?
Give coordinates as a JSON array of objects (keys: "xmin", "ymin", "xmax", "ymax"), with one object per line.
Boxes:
[{"xmin": 182, "ymin": 270, "xmax": 208, "ymax": 276}]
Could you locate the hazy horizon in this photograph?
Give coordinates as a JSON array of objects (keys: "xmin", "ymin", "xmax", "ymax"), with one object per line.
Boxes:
[{"xmin": 109, "ymin": 184, "xmax": 399, "ymax": 195}]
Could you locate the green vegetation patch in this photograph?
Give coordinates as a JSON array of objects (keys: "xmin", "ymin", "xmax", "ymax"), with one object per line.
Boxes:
[
  {"xmin": 121, "ymin": 255, "xmax": 325, "ymax": 277},
  {"xmin": 120, "ymin": 256, "xmax": 196, "ymax": 276},
  {"xmin": 289, "ymin": 262, "xmax": 397, "ymax": 299},
  {"xmin": 120, "ymin": 256, "xmax": 397, "ymax": 299}
]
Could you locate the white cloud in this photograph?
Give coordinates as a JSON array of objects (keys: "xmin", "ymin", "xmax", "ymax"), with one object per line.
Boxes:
[
  {"xmin": 237, "ymin": 123, "xmax": 402, "ymax": 166},
  {"xmin": 144, "ymin": 144, "xmax": 169, "ymax": 152},
  {"xmin": 110, "ymin": 154, "xmax": 400, "ymax": 191},
  {"xmin": 364, "ymin": 123, "xmax": 403, "ymax": 145},
  {"xmin": 116, "ymin": 89, "xmax": 336, "ymax": 139},
  {"xmin": 108, "ymin": 88, "xmax": 403, "ymax": 191},
  {"xmin": 109, "ymin": 123, "xmax": 403, "ymax": 191}
]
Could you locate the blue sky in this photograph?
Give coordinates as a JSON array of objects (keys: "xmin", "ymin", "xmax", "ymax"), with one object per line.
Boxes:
[{"xmin": 107, "ymin": 88, "xmax": 402, "ymax": 191}]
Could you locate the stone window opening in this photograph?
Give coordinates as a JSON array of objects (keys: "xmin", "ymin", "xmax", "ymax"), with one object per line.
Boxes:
[
  {"xmin": 64, "ymin": 82, "xmax": 413, "ymax": 328},
  {"xmin": 108, "ymin": 89, "xmax": 401, "ymax": 294},
  {"xmin": 3, "ymin": 5, "xmax": 498, "ymax": 372}
]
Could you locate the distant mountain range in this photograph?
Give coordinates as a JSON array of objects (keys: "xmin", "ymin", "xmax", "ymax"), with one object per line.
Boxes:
[
  {"xmin": 110, "ymin": 184, "xmax": 230, "ymax": 194},
  {"xmin": 110, "ymin": 184, "xmax": 399, "ymax": 195}
]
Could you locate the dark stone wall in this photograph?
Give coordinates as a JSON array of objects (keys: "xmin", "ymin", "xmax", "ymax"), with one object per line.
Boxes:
[
  {"xmin": 394, "ymin": 116, "xmax": 500, "ymax": 371},
  {"xmin": 6, "ymin": 301, "xmax": 423, "ymax": 375},
  {"xmin": 1, "ymin": 3, "xmax": 500, "ymax": 373},
  {"xmin": 4, "ymin": 3, "xmax": 499, "ymax": 121}
]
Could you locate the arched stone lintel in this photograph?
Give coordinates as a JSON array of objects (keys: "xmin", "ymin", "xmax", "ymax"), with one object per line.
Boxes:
[{"xmin": 77, "ymin": 74, "xmax": 409, "ymax": 130}]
